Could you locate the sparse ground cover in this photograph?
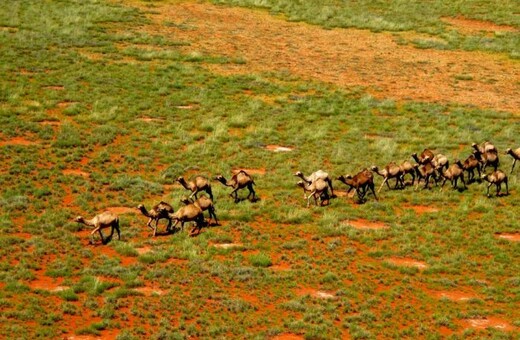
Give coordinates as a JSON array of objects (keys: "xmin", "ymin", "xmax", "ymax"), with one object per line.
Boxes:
[{"xmin": 0, "ymin": 0, "xmax": 519, "ymax": 339}]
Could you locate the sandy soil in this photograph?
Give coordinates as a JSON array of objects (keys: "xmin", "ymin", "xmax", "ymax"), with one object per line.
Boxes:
[{"xmin": 132, "ymin": 1, "xmax": 519, "ymax": 113}]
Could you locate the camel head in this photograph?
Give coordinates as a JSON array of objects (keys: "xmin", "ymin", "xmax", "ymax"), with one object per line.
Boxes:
[
  {"xmin": 176, "ymin": 176, "xmax": 185, "ymax": 183},
  {"xmin": 481, "ymin": 174, "xmax": 489, "ymax": 181},
  {"xmin": 294, "ymin": 171, "xmax": 303, "ymax": 177},
  {"xmin": 180, "ymin": 196, "xmax": 192, "ymax": 205},
  {"xmin": 505, "ymin": 148, "xmax": 512, "ymax": 155},
  {"xmin": 74, "ymin": 216, "xmax": 84, "ymax": 223},
  {"xmin": 296, "ymin": 180, "xmax": 305, "ymax": 188},
  {"xmin": 370, "ymin": 165, "xmax": 378, "ymax": 172},
  {"xmin": 214, "ymin": 175, "xmax": 226, "ymax": 183}
]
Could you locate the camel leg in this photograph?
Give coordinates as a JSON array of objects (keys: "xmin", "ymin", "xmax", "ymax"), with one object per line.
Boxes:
[
  {"xmin": 230, "ymin": 188, "xmax": 239, "ymax": 202},
  {"xmin": 496, "ymin": 183, "xmax": 501, "ymax": 196},
  {"xmin": 368, "ymin": 183, "xmax": 377, "ymax": 201},
  {"xmin": 247, "ymin": 184, "xmax": 256, "ymax": 201},
  {"xmin": 207, "ymin": 187, "xmax": 214, "ymax": 201},
  {"xmin": 114, "ymin": 224, "xmax": 121, "ymax": 240},
  {"xmin": 209, "ymin": 207, "xmax": 219, "ymax": 225},
  {"xmin": 90, "ymin": 227, "xmax": 100, "ymax": 244},
  {"xmin": 511, "ymin": 159, "xmax": 517, "ymax": 174},
  {"xmin": 98, "ymin": 229, "xmax": 106, "ymax": 244},
  {"xmin": 460, "ymin": 174, "xmax": 466, "ymax": 189},
  {"xmin": 146, "ymin": 218, "xmax": 154, "ymax": 231},
  {"xmin": 486, "ymin": 183, "xmax": 492, "ymax": 196},
  {"xmin": 378, "ymin": 179, "xmax": 388, "ymax": 193}
]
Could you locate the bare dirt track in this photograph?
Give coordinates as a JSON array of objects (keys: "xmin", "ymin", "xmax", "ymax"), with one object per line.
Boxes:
[{"xmin": 131, "ymin": 1, "xmax": 519, "ymax": 113}]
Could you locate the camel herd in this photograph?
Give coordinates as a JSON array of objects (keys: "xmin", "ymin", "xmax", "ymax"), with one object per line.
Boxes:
[{"xmin": 75, "ymin": 142, "xmax": 519, "ymax": 244}]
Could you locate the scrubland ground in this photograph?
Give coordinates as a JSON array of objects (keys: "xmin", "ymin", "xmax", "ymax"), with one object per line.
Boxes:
[{"xmin": 0, "ymin": 0, "xmax": 519, "ymax": 339}]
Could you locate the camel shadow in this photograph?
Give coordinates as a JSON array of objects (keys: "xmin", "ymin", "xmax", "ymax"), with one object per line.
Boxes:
[{"xmin": 234, "ymin": 197, "xmax": 261, "ymax": 203}]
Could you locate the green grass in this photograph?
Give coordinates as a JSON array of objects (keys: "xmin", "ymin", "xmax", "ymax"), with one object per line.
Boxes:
[{"xmin": 0, "ymin": 0, "xmax": 519, "ymax": 339}]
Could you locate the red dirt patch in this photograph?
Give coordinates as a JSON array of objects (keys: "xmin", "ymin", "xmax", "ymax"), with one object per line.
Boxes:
[
  {"xmin": 442, "ymin": 17, "xmax": 517, "ymax": 35},
  {"xmin": 265, "ymin": 145, "xmax": 294, "ymax": 152},
  {"xmin": 343, "ymin": 219, "xmax": 389, "ymax": 230},
  {"xmin": 135, "ymin": 246, "xmax": 152, "ymax": 255},
  {"xmin": 29, "ymin": 276, "xmax": 66, "ymax": 292},
  {"xmin": 135, "ymin": 2, "xmax": 520, "ymax": 113},
  {"xmin": 495, "ymin": 233, "xmax": 520, "ymax": 242},
  {"xmin": 0, "ymin": 137, "xmax": 37, "ymax": 146},
  {"xmin": 63, "ymin": 169, "xmax": 90, "ymax": 178},
  {"xmin": 270, "ymin": 262, "xmax": 291, "ymax": 271},
  {"xmin": 462, "ymin": 317, "xmax": 516, "ymax": 331},
  {"xmin": 385, "ymin": 257, "xmax": 428, "ymax": 270}
]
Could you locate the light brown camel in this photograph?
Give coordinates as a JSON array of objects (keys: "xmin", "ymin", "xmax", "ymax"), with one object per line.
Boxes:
[
  {"xmin": 215, "ymin": 170, "xmax": 257, "ymax": 203},
  {"xmin": 177, "ymin": 176, "xmax": 213, "ymax": 200},
  {"xmin": 180, "ymin": 195, "xmax": 218, "ymax": 225},
  {"xmin": 168, "ymin": 204, "xmax": 205, "ymax": 236},
  {"xmin": 74, "ymin": 211, "xmax": 120, "ymax": 244},
  {"xmin": 413, "ymin": 156, "xmax": 438, "ymax": 189},
  {"xmin": 505, "ymin": 147, "xmax": 520, "ymax": 173},
  {"xmin": 482, "ymin": 170, "xmax": 509, "ymax": 197},
  {"xmin": 472, "ymin": 142, "xmax": 499, "ymax": 171},
  {"xmin": 462, "ymin": 154, "xmax": 481, "ymax": 182},
  {"xmin": 296, "ymin": 178, "xmax": 330, "ymax": 207},
  {"xmin": 439, "ymin": 160, "xmax": 466, "ymax": 191},
  {"xmin": 371, "ymin": 163, "xmax": 404, "ymax": 192},
  {"xmin": 294, "ymin": 170, "xmax": 335, "ymax": 197},
  {"xmin": 137, "ymin": 201, "xmax": 174, "ymax": 236}
]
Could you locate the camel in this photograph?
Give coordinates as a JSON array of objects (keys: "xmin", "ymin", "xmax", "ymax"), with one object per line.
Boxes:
[
  {"xmin": 472, "ymin": 141, "xmax": 497, "ymax": 155},
  {"xmin": 336, "ymin": 168, "xmax": 377, "ymax": 202},
  {"xmin": 215, "ymin": 170, "xmax": 256, "ymax": 203},
  {"xmin": 432, "ymin": 153, "xmax": 450, "ymax": 173},
  {"xmin": 136, "ymin": 201, "xmax": 174, "ymax": 237},
  {"xmin": 177, "ymin": 176, "xmax": 213, "ymax": 201},
  {"xmin": 413, "ymin": 157, "xmax": 438, "ymax": 189},
  {"xmin": 412, "ymin": 149, "xmax": 435, "ymax": 164},
  {"xmin": 399, "ymin": 161, "xmax": 416, "ymax": 186},
  {"xmin": 168, "ymin": 204, "xmax": 206, "ymax": 236},
  {"xmin": 294, "ymin": 170, "xmax": 335, "ymax": 197},
  {"xmin": 482, "ymin": 170, "xmax": 509, "ymax": 197},
  {"xmin": 472, "ymin": 142, "xmax": 499, "ymax": 171},
  {"xmin": 439, "ymin": 160, "xmax": 466, "ymax": 191},
  {"xmin": 74, "ymin": 211, "xmax": 120, "ymax": 244},
  {"xmin": 180, "ymin": 195, "xmax": 218, "ymax": 225},
  {"xmin": 412, "ymin": 150, "xmax": 448, "ymax": 172},
  {"xmin": 296, "ymin": 178, "xmax": 330, "ymax": 207},
  {"xmin": 371, "ymin": 163, "xmax": 404, "ymax": 193},
  {"xmin": 462, "ymin": 154, "xmax": 481, "ymax": 182},
  {"xmin": 505, "ymin": 147, "xmax": 520, "ymax": 173}
]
